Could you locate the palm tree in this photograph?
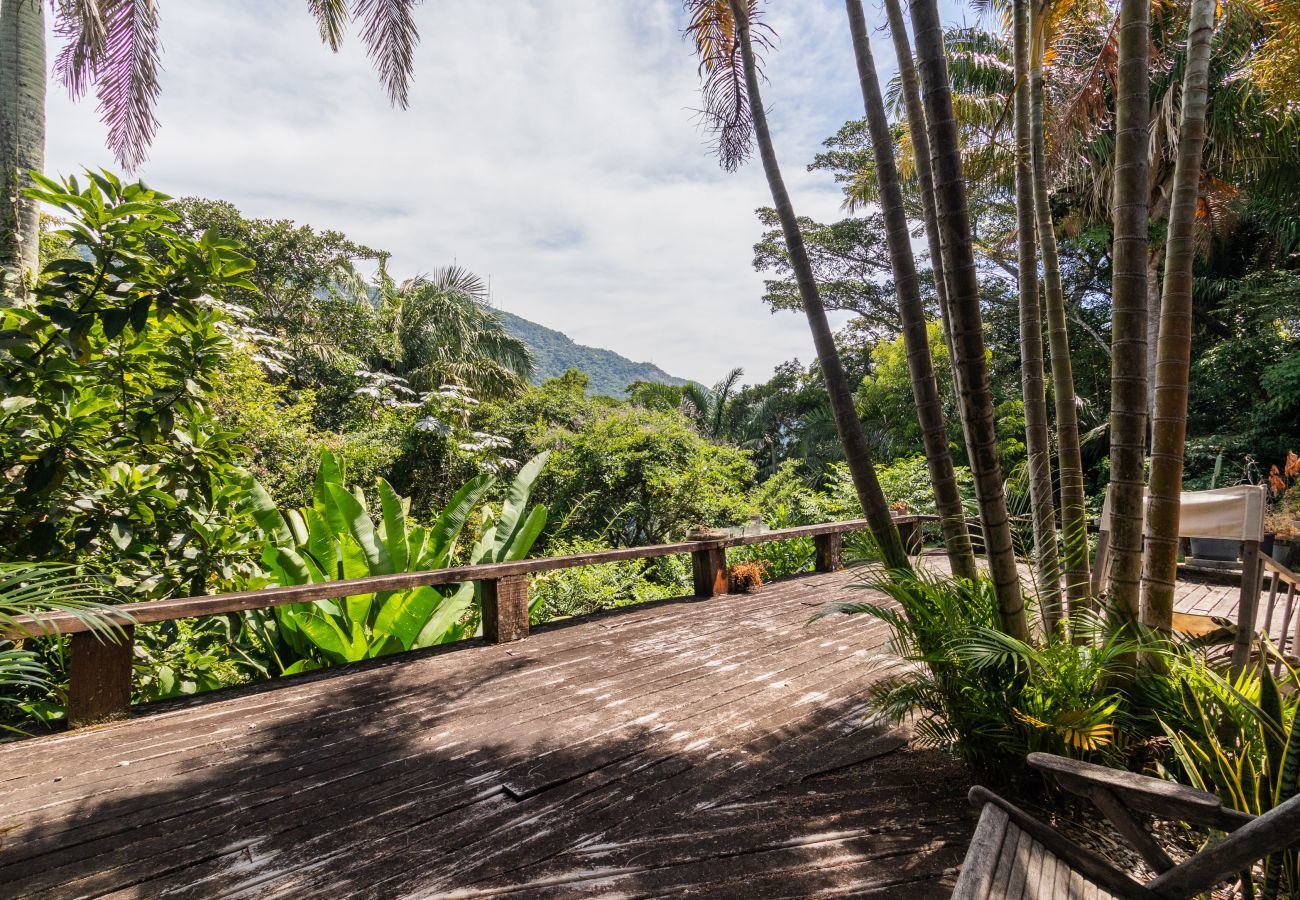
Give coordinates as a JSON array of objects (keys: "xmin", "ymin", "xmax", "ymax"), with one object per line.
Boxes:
[
  {"xmin": 907, "ymin": 0, "xmax": 1029, "ymax": 639},
  {"xmin": 681, "ymin": 367, "xmax": 745, "ymax": 442},
  {"xmin": 1141, "ymin": 0, "xmax": 1216, "ymax": 636},
  {"xmin": 1013, "ymin": 0, "xmax": 1063, "ymax": 630},
  {"xmin": 1105, "ymin": 0, "xmax": 1151, "ymax": 634},
  {"xmin": 686, "ymin": 0, "xmax": 909, "ymax": 570},
  {"xmin": 844, "ymin": 0, "xmax": 976, "ymax": 582},
  {"xmin": 1029, "ymin": 0, "xmax": 1091, "ymax": 623},
  {"xmin": 0, "ymin": 0, "xmax": 44, "ymax": 292},
  {"xmin": 49, "ymin": 0, "xmax": 421, "ymax": 168},
  {"xmin": 380, "ymin": 266, "xmax": 534, "ymax": 401}
]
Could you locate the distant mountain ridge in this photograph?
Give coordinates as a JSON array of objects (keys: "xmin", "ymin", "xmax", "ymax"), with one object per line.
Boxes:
[{"xmin": 494, "ymin": 308, "xmax": 688, "ymax": 398}]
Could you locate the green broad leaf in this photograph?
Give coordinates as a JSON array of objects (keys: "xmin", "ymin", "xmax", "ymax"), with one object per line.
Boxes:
[
  {"xmin": 284, "ymin": 508, "xmax": 310, "ymax": 547},
  {"xmin": 291, "ymin": 606, "xmax": 354, "ymax": 664},
  {"xmin": 412, "ymin": 585, "xmax": 475, "ymax": 649},
  {"xmin": 1, "ymin": 396, "xmax": 35, "ymax": 415},
  {"xmin": 500, "ymin": 505, "xmax": 547, "ymax": 562},
  {"xmin": 337, "ymin": 538, "xmax": 375, "ymax": 626},
  {"xmin": 239, "ymin": 470, "xmax": 294, "ymax": 545},
  {"xmin": 325, "ymin": 483, "xmax": 392, "ymax": 576},
  {"xmin": 495, "ymin": 451, "xmax": 550, "ymax": 557},
  {"xmin": 428, "ymin": 474, "xmax": 494, "ymax": 568},
  {"xmin": 108, "ymin": 518, "xmax": 133, "ymax": 550},
  {"xmin": 270, "ymin": 547, "xmax": 316, "ymax": 586},
  {"xmin": 303, "ymin": 509, "xmax": 339, "ymax": 577},
  {"xmin": 312, "ymin": 450, "xmax": 345, "ymax": 509},
  {"xmin": 374, "ymin": 585, "xmax": 444, "ymax": 651},
  {"xmin": 377, "ymin": 478, "xmax": 409, "ymax": 572},
  {"xmin": 281, "ymin": 659, "xmax": 322, "ymax": 676}
]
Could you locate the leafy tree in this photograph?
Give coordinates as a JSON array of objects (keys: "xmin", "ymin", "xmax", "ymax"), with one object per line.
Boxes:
[
  {"xmin": 0, "ymin": 172, "xmax": 262, "ymax": 598},
  {"xmin": 540, "ymin": 406, "xmax": 755, "ymax": 546}
]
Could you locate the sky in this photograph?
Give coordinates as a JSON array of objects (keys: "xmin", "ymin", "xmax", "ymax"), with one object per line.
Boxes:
[{"xmin": 44, "ymin": 0, "xmax": 968, "ymax": 387}]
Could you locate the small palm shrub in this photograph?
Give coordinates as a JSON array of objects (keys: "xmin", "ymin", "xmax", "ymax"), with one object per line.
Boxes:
[{"xmin": 815, "ymin": 568, "xmax": 1155, "ymax": 777}]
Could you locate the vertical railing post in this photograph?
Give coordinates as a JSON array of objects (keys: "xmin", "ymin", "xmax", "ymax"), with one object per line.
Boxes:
[
  {"xmin": 814, "ymin": 532, "xmax": 843, "ymax": 573},
  {"xmin": 692, "ymin": 544, "xmax": 727, "ymax": 598},
  {"xmin": 68, "ymin": 625, "xmax": 135, "ymax": 728},
  {"xmin": 482, "ymin": 574, "xmax": 529, "ymax": 643},
  {"xmin": 1231, "ymin": 540, "xmax": 1263, "ymax": 676}
]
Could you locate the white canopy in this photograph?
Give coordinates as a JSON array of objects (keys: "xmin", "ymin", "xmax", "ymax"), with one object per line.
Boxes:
[{"xmin": 1100, "ymin": 484, "xmax": 1267, "ymax": 542}]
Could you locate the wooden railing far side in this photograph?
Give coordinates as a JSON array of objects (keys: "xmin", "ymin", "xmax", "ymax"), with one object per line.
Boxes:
[{"xmin": 5, "ymin": 517, "xmax": 926, "ymax": 729}]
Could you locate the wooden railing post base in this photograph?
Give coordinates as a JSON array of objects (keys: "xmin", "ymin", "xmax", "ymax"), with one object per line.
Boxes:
[
  {"xmin": 483, "ymin": 575, "xmax": 529, "ymax": 643},
  {"xmin": 692, "ymin": 546, "xmax": 727, "ymax": 598},
  {"xmin": 68, "ymin": 626, "xmax": 135, "ymax": 728},
  {"xmin": 814, "ymin": 533, "xmax": 843, "ymax": 573}
]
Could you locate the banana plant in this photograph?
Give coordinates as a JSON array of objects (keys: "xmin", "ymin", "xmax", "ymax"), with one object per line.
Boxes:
[{"xmin": 242, "ymin": 450, "xmax": 548, "ymax": 673}]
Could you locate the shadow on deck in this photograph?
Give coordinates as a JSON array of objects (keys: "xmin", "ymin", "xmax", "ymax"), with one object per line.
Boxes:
[{"xmin": 0, "ymin": 567, "xmax": 975, "ymax": 899}]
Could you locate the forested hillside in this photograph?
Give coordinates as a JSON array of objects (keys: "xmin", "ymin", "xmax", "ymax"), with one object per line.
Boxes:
[{"xmin": 494, "ymin": 308, "xmax": 688, "ymax": 397}]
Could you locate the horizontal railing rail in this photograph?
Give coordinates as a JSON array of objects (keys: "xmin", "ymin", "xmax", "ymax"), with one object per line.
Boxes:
[{"xmin": 8, "ymin": 516, "xmax": 926, "ymax": 728}]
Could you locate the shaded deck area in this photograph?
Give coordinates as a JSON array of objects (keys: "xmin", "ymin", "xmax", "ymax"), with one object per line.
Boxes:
[
  {"xmin": 0, "ymin": 568, "xmax": 975, "ymax": 899},
  {"xmin": 0, "ymin": 558, "xmax": 1270, "ymax": 898}
]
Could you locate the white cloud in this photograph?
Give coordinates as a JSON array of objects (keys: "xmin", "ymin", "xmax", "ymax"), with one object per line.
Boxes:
[{"xmin": 43, "ymin": 0, "xmax": 922, "ymax": 387}]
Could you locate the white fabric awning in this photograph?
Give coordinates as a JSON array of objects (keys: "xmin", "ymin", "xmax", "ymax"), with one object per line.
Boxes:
[{"xmin": 1100, "ymin": 484, "xmax": 1267, "ymax": 542}]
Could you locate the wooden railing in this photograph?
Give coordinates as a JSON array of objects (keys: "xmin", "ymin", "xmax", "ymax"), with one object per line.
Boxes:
[{"xmin": 4, "ymin": 516, "xmax": 927, "ymax": 728}]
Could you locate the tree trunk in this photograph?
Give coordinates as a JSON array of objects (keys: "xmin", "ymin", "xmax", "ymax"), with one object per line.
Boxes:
[
  {"xmin": 1014, "ymin": 0, "xmax": 1063, "ymax": 632},
  {"xmin": 1106, "ymin": 0, "xmax": 1152, "ymax": 634},
  {"xmin": 0, "ymin": 0, "xmax": 45, "ymax": 293},
  {"xmin": 881, "ymin": 0, "xmax": 976, "ymax": 476},
  {"xmin": 729, "ymin": 0, "xmax": 910, "ymax": 571},
  {"xmin": 845, "ymin": 0, "xmax": 977, "ymax": 582},
  {"xmin": 907, "ymin": 0, "xmax": 1030, "ymax": 640},
  {"xmin": 1030, "ymin": 7, "xmax": 1091, "ymax": 628},
  {"xmin": 1141, "ymin": 0, "xmax": 1215, "ymax": 636}
]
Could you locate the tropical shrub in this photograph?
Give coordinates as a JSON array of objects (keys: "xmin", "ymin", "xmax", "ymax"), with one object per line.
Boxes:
[
  {"xmin": 243, "ymin": 450, "xmax": 548, "ymax": 673},
  {"xmin": 529, "ymin": 537, "xmax": 685, "ymax": 623},
  {"xmin": 817, "ymin": 568, "xmax": 1157, "ymax": 776},
  {"xmin": 0, "ymin": 172, "xmax": 262, "ymax": 599},
  {"xmin": 1160, "ymin": 659, "xmax": 1300, "ymax": 896}
]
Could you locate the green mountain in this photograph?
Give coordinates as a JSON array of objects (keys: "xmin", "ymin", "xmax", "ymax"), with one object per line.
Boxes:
[{"xmin": 494, "ymin": 308, "xmax": 689, "ymax": 398}]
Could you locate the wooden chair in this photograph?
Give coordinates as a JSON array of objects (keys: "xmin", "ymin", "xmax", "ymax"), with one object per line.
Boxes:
[{"xmin": 952, "ymin": 752, "xmax": 1300, "ymax": 899}]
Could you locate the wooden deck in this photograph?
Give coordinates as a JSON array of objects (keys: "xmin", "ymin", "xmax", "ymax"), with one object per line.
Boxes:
[
  {"xmin": 0, "ymin": 568, "xmax": 976, "ymax": 899},
  {"xmin": 0, "ymin": 558, "xmax": 1271, "ymax": 898}
]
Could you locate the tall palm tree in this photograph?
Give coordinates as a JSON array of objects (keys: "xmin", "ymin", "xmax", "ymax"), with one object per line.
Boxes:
[
  {"xmin": 1105, "ymin": 0, "xmax": 1151, "ymax": 634},
  {"xmin": 0, "ymin": 0, "xmax": 44, "ymax": 292},
  {"xmin": 686, "ymin": 0, "xmax": 909, "ymax": 570},
  {"xmin": 1013, "ymin": 0, "xmax": 1063, "ymax": 630},
  {"xmin": 1030, "ymin": 0, "xmax": 1091, "ymax": 622},
  {"xmin": 844, "ymin": 0, "xmax": 976, "ymax": 582},
  {"xmin": 1141, "ymin": 0, "xmax": 1216, "ymax": 636},
  {"xmin": 381, "ymin": 266, "xmax": 534, "ymax": 401},
  {"xmin": 907, "ymin": 0, "xmax": 1030, "ymax": 639},
  {"xmin": 50, "ymin": 0, "xmax": 421, "ymax": 168}
]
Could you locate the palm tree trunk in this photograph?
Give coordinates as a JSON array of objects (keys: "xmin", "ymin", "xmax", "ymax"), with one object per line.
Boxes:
[
  {"xmin": 1141, "ymin": 0, "xmax": 1215, "ymax": 636},
  {"xmin": 1030, "ymin": 7, "xmax": 1091, "ymax": 627},
  {"xmin": 1106, "ymin": 0, "xmax": 1152, "ymax": 634},
  {"xmin": 0, "ymin": 0, "xmax": 45, "ymax": 293},
  {"xmin": 729, "ymin": 0, "xmax": 909, "ymax": 571},
  {"xmin": 1014, "ymin": 0, "xmax": 1063, "ymax": 632},
  {"xmin": 881, "ymin": 0, "xmax": 976, "ymax": 478},
  {"xmin": 845, "ymin": 0, "xmax": 977, "ymax": 582},
  {"xmin": 907, "ymin": 0, "xmax": 1030, "ymax": 640}
]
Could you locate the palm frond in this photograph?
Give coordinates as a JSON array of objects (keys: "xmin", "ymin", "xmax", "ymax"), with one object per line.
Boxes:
[
  {"xmin": 307, "ymin": 0, "xmax": 350, "ymax": 51},
  {"xmin": 684, "ymin": 0, "xmax": 773, "ymax": 172},
  {"xmin": 351, "ymin": 0, "xmax": 420, "ymax": 109}
]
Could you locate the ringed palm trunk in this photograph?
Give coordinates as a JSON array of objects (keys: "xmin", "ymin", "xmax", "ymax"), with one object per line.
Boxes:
[
  {"xmin": 1014, "ymin": 0, "xmax": 1063, "ymax": 633},
  {"xmin": 1030, "ymin": 5, "xmax": 1091, "ymax": 626},
  {"xmin": 907, "ymin": 0, "xmax": 1030, "ymax": 641},
  {"xmin": 845, "ymin": 0, "xmax": 977, "ymax": 583},
  {"xmin": 1141, "ymin": 0, "xmax": 1215, "ymax": 636},
  {"xmin": 881, "ymin": 0, "xmax": 976, "ymax": 476},
  {"xmin": 1106, "ymin": 0, "xmax": 1152, "ymax": 636},
  {"xmin": 729, "ymin": 0, "xmax": 909, "ymax": 571},
  {"xmin": 0, "ymin": 0, "xmax": 45, "ymax": 293}
]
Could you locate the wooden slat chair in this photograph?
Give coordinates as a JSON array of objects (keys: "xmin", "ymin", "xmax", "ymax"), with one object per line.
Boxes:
[{"xmin": 952, "ymin": 753, "xmax": 1300, "ymax": 899}]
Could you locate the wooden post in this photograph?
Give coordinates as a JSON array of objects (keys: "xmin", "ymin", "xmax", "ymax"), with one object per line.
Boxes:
[
  {"xmin": 896, "ymin": 520, "xmax": 921, "ymax": 556},
  {"xmin": 1231, "ymin": 540, "xmax": 1263, "ymax": 676},
  {"xmin": 482, "ymin": 575, "xmax": 529, "ymax": 643},
  {"xmin": 691, "ymin": 545, "xmax": 727, "ymax": 598},
  {"xmin": 814, "ymin": 532, "xmax": 843, "ymax": 573},
  {"xmin": 67, "ymin": 626, "xmax": 135, "ymax": 728}
]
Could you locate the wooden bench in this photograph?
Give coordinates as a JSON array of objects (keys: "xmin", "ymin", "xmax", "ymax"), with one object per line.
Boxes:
[{"xmin": 954, "ymin": 753, "xmax": 1299, "ymax": 899}]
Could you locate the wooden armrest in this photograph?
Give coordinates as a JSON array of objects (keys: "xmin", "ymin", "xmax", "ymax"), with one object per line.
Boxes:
[
  {"xmin": 1028, "ymin": 753, "xmax": 1253, "ymax": 831},
  {"xmin": 967, "ymin": 787, "xmax": 1156, "ymax": 899}
]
